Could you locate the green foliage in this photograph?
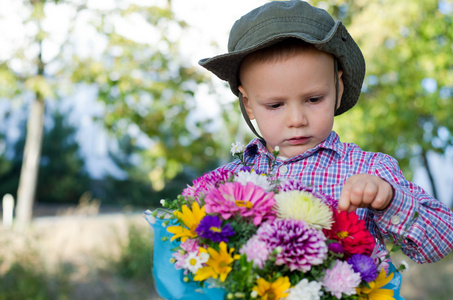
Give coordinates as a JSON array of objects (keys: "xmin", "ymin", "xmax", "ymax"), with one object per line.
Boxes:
[
  {"xmin": 114, "ymin": 221, "xmax": 153, "ymax": 280},
  {"xmin": 0, "ymin": 1, "xmax": 232, "ymax": 204},
  {"xmin": 69, "ymin": 2, "xmax": 226, "ymax": 191}
]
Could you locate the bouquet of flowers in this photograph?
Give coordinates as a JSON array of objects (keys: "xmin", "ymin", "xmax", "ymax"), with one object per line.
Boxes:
[{"xmin": 145, "ymin": 143, "xmax": 403, "ymax": 300}]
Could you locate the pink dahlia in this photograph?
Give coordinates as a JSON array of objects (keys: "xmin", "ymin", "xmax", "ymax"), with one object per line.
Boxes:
[
  {"xmin": 257, "ymin": 219, "xmax": 327, "ymax": 272},
  {"xmin": 239, "ymin": 236, "xmax": 270, "ymax": 269},
  {"xmin": 172, "ymin": 238, "xmax": 200, "ymax": 270},
  {"xmin": 204, "ymin": 182, "xmax": 276, "ymax": 225},
  {"xmin": 278, "ymin": 179, "xmax": 338, "ymax": 210},
  {"xmin": 324, "ymin": 211, "xmax": 375, "ymax": 257},
  {"xmin": 322, "ymin": 260, "xmax": 361, "ymax": 299},
  {"xmin": 181, "ymin": 168, "xmax": 233, "ymax": 202},
  {"xmin": 172, "ymin": 250, "xmax": 188, "ymax": 270}
]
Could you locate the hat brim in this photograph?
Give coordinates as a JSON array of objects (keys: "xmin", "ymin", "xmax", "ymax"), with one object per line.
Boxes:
[{"xmin": 199, "ymin": 21, "xmax": 365, "ymax": 116}]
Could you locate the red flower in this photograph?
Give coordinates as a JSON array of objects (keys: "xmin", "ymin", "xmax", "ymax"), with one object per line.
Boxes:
[{"xmin": 324, "ymin": 211, "xmax": 375, "ymax": 257}]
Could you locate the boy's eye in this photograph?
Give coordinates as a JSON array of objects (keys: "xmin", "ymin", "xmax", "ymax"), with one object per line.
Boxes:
[
  {"xmin": 267, "ymin": 103, "xmax": 282, "ymax": 109},
  {"xmin": 308, "ymin": 97, "xmax": 322, "ymax": 103}
]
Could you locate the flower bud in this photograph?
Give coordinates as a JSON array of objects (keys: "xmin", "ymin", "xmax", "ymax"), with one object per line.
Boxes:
[
  {"xmin": 183, "ymin": 276, "xmax": 190, "ymax": 282},
  {"xmin": 161, "ymin": 237, "xmax": 168, "ymax": 242},
  {"xmin": 227, "ymin": 293, "xmax": 234, "ymax": 299},
  {"xmin": 169, "ymin": 258, "xmax": 176, "ymax": 264},
  {"xmin": 251, "ymin": 290, "xmax": 258, "ymax": 298}
]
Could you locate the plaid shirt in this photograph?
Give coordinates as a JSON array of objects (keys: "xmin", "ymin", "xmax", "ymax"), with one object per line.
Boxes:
[{"xmin": 221, "ymin": 131, "xmax": 453, "ymax": 264}]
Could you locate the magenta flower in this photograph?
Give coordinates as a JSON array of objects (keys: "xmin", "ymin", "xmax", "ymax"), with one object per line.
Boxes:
[
  {"xmin": 322, "ymin": 260, "xmax": 361, "ymax": 299},
  {"xmin": 328, "ymin": 242, "xmax": 344, "ymax": 254},
  {"xmin": 195, "ymin": 215, "xmax": 235, "ymax": 243},
  {"xmin": 278, "ymin": 179, "xmax": 337, "ymax": 210},
  {"xmin": 257, "ymin": 219, "xmax": 327, "ymax": 272},
  {"xmin": 181, "ymin": 168, "xmax": 233, "ymax": 202},
  {"xmin": 204, "ymin": 182, "xmax": 276, "ymax": 225}
]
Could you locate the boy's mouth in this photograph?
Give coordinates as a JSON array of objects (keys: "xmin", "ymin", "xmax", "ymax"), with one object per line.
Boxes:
[{"xmin": 287, "ymin": 136, "xmax": 310, "ymax": 145}]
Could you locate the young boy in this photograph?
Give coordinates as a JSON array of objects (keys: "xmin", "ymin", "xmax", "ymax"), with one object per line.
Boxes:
[{"xmin": 199, "ymin": 0, "xmax": 453, "ymax": 272}]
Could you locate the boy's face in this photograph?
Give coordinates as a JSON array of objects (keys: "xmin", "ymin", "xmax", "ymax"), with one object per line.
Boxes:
[{"xmin": 239, "ymin": 48, "xmax": 343, "ymax": 158}]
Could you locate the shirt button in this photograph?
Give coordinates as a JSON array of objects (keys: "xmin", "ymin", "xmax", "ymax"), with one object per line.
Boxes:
[
  {"xmin": 279, "ymin": 165, "xmax": 288, "ymax": 175},
  {"xmin": 391, "ymin": 214, "xmax": 401, "ymax": 225}
]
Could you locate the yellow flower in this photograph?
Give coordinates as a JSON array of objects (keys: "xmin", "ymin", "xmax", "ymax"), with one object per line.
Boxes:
[
  {"xmin": 356, "ymin": 269, "xmax": 395, "ymax": 300},
  {"xmin": 252, "ymin": 276, "xmax": 291, "ymax": 300},
  {"xmin": 275, "ymin": 190, "xmax": 333, "ymax": 230},
  {"xmin": 166, "ymin": 202, "xmax": 206, "ymax": 242},
  {"xmin": 193, "ymin": 242, "xmax": 240, "ymax": 282}
]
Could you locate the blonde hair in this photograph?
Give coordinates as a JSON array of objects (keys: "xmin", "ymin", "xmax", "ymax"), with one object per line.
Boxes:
[{"xmin": 239, "ymin": 39, "xmax": 317, "ymax": 82}]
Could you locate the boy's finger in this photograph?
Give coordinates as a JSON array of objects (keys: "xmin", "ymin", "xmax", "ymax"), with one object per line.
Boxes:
[
  {"xmin": 348, "ymin": 204, "xmax": 359, "ymax": 213},
  {"xmin": 338, "ymin": 185, "xmax": 351, "ymax": 211},
  {"xmin": 362, "ymin": 181, "xmax": 378, "ymax": 205},
  {"xmin": 371, "ymin": 182, "xmax": 393, "ymax": 211}
]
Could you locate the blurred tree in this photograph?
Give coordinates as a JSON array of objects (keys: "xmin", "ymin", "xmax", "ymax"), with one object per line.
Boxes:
[
  {"xmin": 70, "ymin": 1, "xmax": 228, "ymax": 193},
  {"xmin": 0, "ymin": 109, "xmax": 90, "ymax": 204},
  {"xmin": 36, "ymin": 110, "xmax": 91, "ymax": 203},
  {"xmin": 309, "ymin": 0, "xmax": 453, "ymax": 199},
  {"xmin": 0, "ymin": 0, "xmax": 230, "ymax": 223}
]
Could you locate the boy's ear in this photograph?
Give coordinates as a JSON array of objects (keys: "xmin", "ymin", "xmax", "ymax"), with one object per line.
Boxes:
[
  {"xmin": 336, "ymin": 70, "xmax": 344, "ymax": 110},
  {"xmin": 238, "ymin": 86, "xmax": 255, "ymax": 120}
]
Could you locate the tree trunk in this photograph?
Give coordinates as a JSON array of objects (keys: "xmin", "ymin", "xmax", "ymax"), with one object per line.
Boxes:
[
  {"xmin": 421, "ymin": 149, "xmax": 438, "ymax": 200},
  {"xmin": 15, "ymin": 97, "xmax": 45, "ymax": 230}
]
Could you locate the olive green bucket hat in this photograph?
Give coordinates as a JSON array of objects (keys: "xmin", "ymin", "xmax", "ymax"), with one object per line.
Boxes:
[{"xmin": 199, "ymin": 0, "xmax": 365, "ymax": 118}]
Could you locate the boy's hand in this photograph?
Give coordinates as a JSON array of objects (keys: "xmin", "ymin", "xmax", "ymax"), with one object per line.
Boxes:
[{"xmin": 338, "ymin": 174, "xmax": 394, "ymax": 212}]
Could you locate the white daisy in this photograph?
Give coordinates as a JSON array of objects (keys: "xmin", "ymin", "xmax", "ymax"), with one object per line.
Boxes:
[
  {"xmin": 235, "ymin": 169, "xmax": 274, "ymax": 192},
  {"xmin": 287, "ymin": 279, "xmax": 323, "ymax": 300},
  {"xmin": 184, "ymin": 251, "xmax": 209, "ymax": 274},
  {"xmin": 230, "ymin": 141, "xmax": 245, "ymax": 156}
]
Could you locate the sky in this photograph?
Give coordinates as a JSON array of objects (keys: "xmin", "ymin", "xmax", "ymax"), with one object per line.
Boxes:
[{"xmin": 0, "ymin": 0, "xmax": 452, "ymax": 206}]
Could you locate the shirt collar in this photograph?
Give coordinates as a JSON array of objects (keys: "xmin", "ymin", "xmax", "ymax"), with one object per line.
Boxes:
[{"xmin": 243, "ymin": 131, "xmax": 345, "ymax": 161}]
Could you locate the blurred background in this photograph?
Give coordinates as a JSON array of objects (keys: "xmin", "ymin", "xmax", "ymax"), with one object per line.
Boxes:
[{"xmin": 0, "ymin": 0, "xmax": 452, "ymax": 299}]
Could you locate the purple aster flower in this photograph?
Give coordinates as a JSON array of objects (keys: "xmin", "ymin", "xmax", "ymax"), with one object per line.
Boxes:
[
  {"xmin": 347, "ymin": 254, "xmax": 379, "ymax": 283},
  {"xmin": 247, "ymin": 144, "xmax": 258, "ymax": 156},
  {"xmin": 328, "ymin": 242, "xmax": 344, "ymax": 254},
  {"xmin": 182, "ymin": 168, "xmax": 233, "ymax": 201},
  {"xmin": 278, "ymin": 179, "xmax": 337, "ymax": 210},
  {"xmin": 239, "ymin": 166, "xmax": 252, "ymax": 172},
  {"xmin": 257, "ymin": 219, "xmax": 328, "ymax": 272},
  {"xmin": 195, "ymin": 215, "xmax": 235, "ymax": 243}
]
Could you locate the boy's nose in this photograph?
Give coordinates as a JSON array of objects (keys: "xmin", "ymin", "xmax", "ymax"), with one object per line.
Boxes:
[{"xmin": 287, "ymin": 106, "xmax": 308, "ymax": 127}]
